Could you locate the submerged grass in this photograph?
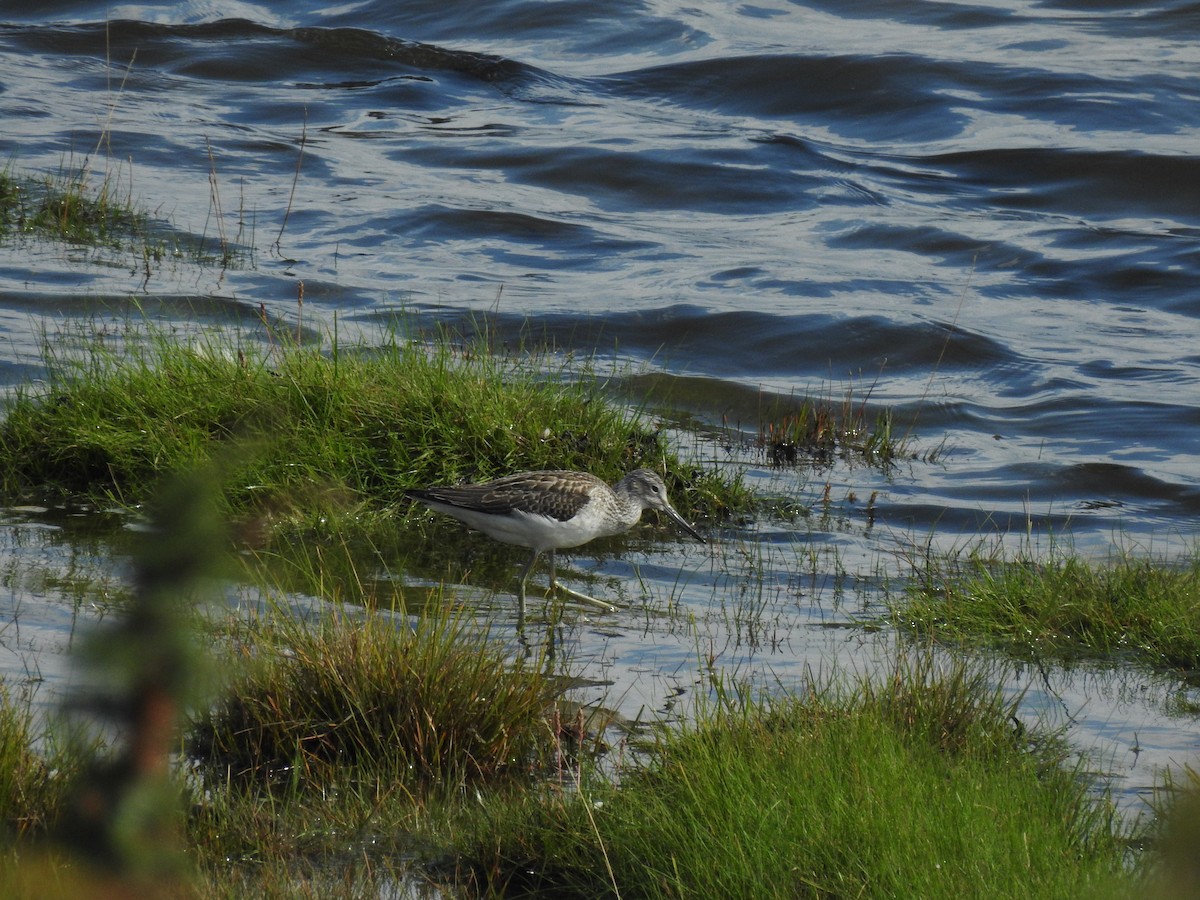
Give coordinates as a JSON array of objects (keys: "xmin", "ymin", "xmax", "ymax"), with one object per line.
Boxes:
[
  {"xmin": 895, "ymin": 544, "xmax": 1200, "ymax": 674},
  {"xmin": 451, "ymin": 654, "xmax": 1134, "ymax": 898},
  {"xmin": 0, "ymin": 155, "xmax": 251, "ymax": 272},
  {"xmin": 756, "ymin": 390, "xmax": 907, "ymax": 469},
  {"xmin": 621, "ymin": 370, "xmax": 918, "ymax": 472},
  {"xmin": 0, "ymin": 158, "xmax": 147, "ymax": 248}
]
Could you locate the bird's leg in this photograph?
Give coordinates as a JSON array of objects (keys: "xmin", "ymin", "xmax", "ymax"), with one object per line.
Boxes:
[
  {"xmin": 546, "ymin": 549, "xmax": 619, "ymax": 613},
  {"xmin": 515, "ymin": 549, "xmax": 540, "ymax": 632},
  {"xmin": 518, "ymin": 548, "xmax": 617, "ymax": 616},
  {"xmin": 556, "ymin": 583, "xmax": 619, "ymax": 613}
]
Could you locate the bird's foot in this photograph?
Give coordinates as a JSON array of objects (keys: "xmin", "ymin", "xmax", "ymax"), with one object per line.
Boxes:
[{"xmin": 553, "ymin": 583, "xmax": 619, "ymax": 613}]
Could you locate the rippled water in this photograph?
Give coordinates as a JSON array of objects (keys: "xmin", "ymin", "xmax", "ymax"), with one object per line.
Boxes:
[{"xmin": 3, "ymin": 1, "xmax": 1200, "ymax": 819}]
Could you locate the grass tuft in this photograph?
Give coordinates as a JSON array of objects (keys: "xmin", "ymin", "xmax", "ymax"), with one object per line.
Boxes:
[
  {"xmin": 188, "ymin": 605, "xmax": 561, "ymax": 791},
  {"xmin": 0, "ymin": 685, "xmax": 79, "ymax": 840},
  {"xmin": 452, "ymin": 655, "xmax": 1131, "ymax": 898},
  {"xmin": 0, "ymin": 157, "xmax": 143, "ymax": 248},
  {"xmin": 894, "ymin": 545, "xmax": 1200, "ymax": 673},
  {"xmin": 1, "ymin": 156, "xmax": 250, "ymax": 273},
  {"xmin": 0, "ymin": 324, "xmax": 745, "ymax": 532},
  {"xmin": 758, "ymin": 397, "xmax": 906, "ymax": 469}
]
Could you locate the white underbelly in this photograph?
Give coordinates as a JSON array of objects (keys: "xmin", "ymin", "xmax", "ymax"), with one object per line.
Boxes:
[
  {"xmin": 485, "ymin": 509, "xmax": 608, "ymax": 551},
  {"xmin": 424, "ymin": 501, "xmax": 621, "ymax": 551}
]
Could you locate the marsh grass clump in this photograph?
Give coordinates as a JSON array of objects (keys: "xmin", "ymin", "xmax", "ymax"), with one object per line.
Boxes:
[
  {"xmin": 0, "ymin": 168, "xmax": 21, "ymax": 235},
  {"xmin": 451, "ymin": 655, "xmax": 1131, "ymax": 898},
  {"xmin": 188, "ymin": 606, "xmax": 561, "ymax": 791},
  {"xmin": 0, "ymin": 685, "xmax": 80, "ymax": 840},
  {"xmin": 758, "ymin": 400, "xmax": 903, "ymax": 469},
  {"xmin": 0, "ymin": 157, "xmax": 155, "ymax": 253},
  {"xmin": 0, "ymin": 157, "xmax": 248, "ymax": 273},
  {"xmin": 896, "ymin": 546, "xmax": 1200, "ymax": 673},
  {"xmin": 747, "ymin": 369, "xmax": 927, "ymax": 470},
  {"xmin": 0, "ymin": 325, "xmax": 743, "ymax": 532},
  {"xmin": 617, "ymin": 369, "xmax": 913, "ymax": 472}
]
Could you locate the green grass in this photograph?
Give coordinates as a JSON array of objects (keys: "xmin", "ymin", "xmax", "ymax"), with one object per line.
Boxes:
[
  {"xmin": 0, "ymin": 685, "xmax": 80, "ymax": 841},
  {"xmin": 0, "ymin": 157, "xmax": 248, "ymax": 270},
  {"xmin": 451, "ymin": 656, "xmax": 1134, "ymax": 899},
  {"xmin": 3, "ymin": 547, "xmax": 1194, "ymax": 898},
  {"xmin": 188, "ymin": 602, "xmax": 562, "ymax": 791},
  {"xmin": 0, "ymin": 158, "xmax": 146, "ymax": 248},
  {"xmin": 0, "ymin": 323, "xmax": 748, "ymax": 534},
  {"xmin": 180, "ymin": 601, "xmax": 566, "ymax": 896},
  {"xmin": 894, "ymin": 545, "xmax": 1200, "ymax": 673}
]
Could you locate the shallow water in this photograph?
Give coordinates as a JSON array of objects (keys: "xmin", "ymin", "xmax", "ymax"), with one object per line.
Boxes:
[{"xmin": 2, "ymin": 1, "xmax": 1199, "ymax": 821}]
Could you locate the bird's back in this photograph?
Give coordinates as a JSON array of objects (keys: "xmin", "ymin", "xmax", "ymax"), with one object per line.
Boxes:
[{"xmin": 406, "ymin": 470, "xmax": 607, "ymax": 522}]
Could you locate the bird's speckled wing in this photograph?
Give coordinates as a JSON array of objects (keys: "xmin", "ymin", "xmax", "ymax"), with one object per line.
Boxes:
[{"xmin": 406, "ymin": 470, "xmax": 604, "ymax": 522}]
